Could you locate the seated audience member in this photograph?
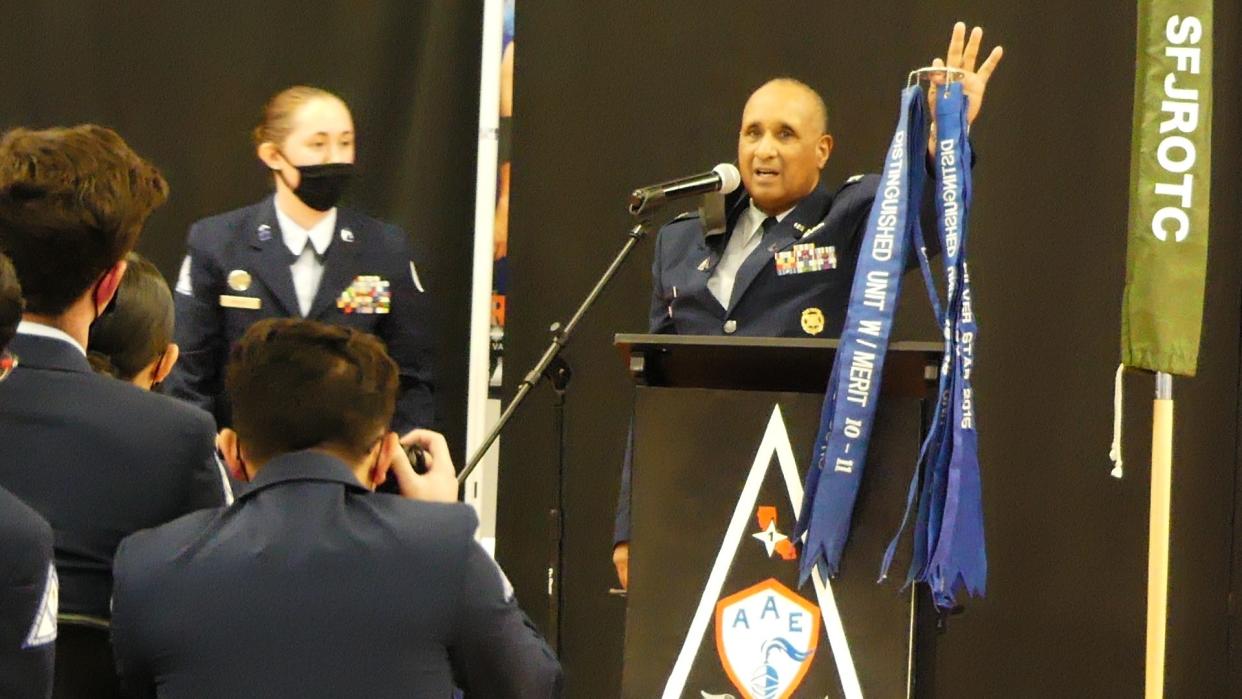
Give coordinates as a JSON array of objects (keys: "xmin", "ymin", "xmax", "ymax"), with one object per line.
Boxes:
[
  {"xmin": 111, "ymin": 319, "xmax": 562, "ymax": 698},
  {"xmin": 0, "ymin": 125, "xmax": 230, "ymax": 698},
  {"xmin": 0, "ymin": 252, "xmax": 56, "ymax": 699},
  {"xmin": 87, "ymin": 252, "xmax": 179, "ymax": 389}
]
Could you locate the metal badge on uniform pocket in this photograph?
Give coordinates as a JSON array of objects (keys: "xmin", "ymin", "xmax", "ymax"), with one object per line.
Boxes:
[
  {"xmin": 337, "ymin": 275, "xmax": 391, "ymax": 315},
  {"xmin": 774, "ymin": 243, "xmax": 837, "ymax": 276}
]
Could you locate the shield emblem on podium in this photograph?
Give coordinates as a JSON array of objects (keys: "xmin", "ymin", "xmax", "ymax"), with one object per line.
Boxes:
[{"xmin": 714, "ymin": 578, "xmax": 820, "ymax": 699}]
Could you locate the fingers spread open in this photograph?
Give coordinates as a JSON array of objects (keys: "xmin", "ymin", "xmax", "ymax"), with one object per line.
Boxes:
[
  {"xmin": 962, "ymin": 26, "xmax": 983, "ymax": 72},
  {"xmin": 947, "ymin": 21, "xmax": 966, "ymax": 68},
  {"xmin": 977, "ymin": 45, "xmax": 1004, "ymax": 82}
]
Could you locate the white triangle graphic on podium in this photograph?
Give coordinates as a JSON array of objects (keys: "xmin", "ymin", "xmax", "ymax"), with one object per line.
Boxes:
[{"xmin": 662, "ymin": 404, "xmax": 863, "ymax": 699}]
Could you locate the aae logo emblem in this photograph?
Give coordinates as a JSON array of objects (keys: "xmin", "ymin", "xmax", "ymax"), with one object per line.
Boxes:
[{"xmin": 714, "ymin": 578, "xmax": 820, "ymax": 699}]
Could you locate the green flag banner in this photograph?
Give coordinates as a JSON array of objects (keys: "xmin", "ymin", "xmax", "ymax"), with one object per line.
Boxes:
[{"xmin": 1121, "ymin": 0, "xmax": 1213, "ymax": 376}]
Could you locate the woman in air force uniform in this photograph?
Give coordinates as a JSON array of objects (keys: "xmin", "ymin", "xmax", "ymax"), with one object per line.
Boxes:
[{"xmin": 166, "ymin": 85, "xmax": 435, "ymax": 433}]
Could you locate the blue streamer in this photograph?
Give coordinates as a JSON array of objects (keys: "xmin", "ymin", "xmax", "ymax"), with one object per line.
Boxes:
[
  {"xmin": 797, "ymin": 81, "xmax": 986, "ymax": 610},
  {"xmin": 794, "ymin": 86, "xmax": 927, "ymax": 583}
]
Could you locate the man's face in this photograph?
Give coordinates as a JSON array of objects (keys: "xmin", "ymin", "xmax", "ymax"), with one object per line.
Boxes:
[{"xmin": 737, "ymin": 82, "xmax": 832, "ymax": 215}]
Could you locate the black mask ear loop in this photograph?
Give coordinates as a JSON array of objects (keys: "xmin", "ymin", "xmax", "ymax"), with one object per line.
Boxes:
[
  {"xmin": 148, "ymin": 349, "xmax": 168, "ymax": 392},
  {"xmin": 87, "ymin": 274, "xmax": 118, "ymax": 334},
  {"xmin": 271, "ymin": 149, "xmax": 299, "ymax": 191},
  {"xmin": 235, "ymin": 443, "xmax": 251, "ymax": 483},
  {"xmin": 368, "ymin": 434, "xmax": 388, "ymax": 491}
]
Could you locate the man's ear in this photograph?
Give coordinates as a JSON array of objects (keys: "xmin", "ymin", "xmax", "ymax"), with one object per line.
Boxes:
[
  {"xmin": 94, "ymin": 259, "xmax": 128, "ymax": 312},
  {"xmin": 817, "ymin": 133, "xmax": 834, "ymax": 169},
  {"xmin": 368, "ymin": 432, "xmax": 399, "ymax": 490},
  {"xmin": 217, "ymin": 428, "xmax": 246, "ymax": 480},
  {"xmin": 151, "ymin": 343, "xmax": 180, "ymax": 384}
]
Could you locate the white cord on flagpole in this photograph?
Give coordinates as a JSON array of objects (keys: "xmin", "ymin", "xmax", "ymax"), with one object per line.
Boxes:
[{"xmin": 1110, "ymin": 363, "xmax": 1125, "ymax": 478}]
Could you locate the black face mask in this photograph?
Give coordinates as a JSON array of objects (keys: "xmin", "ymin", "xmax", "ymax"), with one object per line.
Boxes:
[{"xmin": 275, "ymin": 158, "xmax": 355, "ymax": 212}]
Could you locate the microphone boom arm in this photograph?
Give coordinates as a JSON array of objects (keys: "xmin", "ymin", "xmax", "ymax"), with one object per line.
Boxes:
[{"xmin": 458, "ymin": 219, "xmax": 658, "ymax": 485}]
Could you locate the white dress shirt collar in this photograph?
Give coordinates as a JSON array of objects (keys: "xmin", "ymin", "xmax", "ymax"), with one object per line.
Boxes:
[
  {"xmin": 275, "ymin": 200, "xmax": 337, "ymax": 257},
  {"xmin": 706, "ymin": 202, "xmax": 797, "ymax": 308},
  {"xmin": 16, "ymin": 320, "xmax": 86, "ymax": 356},
  {"xmin": 749, "ymin": 200, "xmax": 795, "ymax": 226}
]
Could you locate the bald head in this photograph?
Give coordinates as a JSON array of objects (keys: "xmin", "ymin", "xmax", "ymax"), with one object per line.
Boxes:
[
  {"xmin": 748, "ymin": 78, "xmax": 828, "ymax": 135},
  {"xmin": 737, "ymin": 78, "xmax": 834, "ymax": 215}
]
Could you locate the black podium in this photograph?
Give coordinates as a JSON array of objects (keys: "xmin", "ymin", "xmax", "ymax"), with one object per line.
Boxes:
[{"xmin": 616, "ymin": 334, "xmax": 942, "ymax": 699}]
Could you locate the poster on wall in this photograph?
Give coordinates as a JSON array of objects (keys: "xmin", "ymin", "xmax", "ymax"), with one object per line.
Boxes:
[
  {"xmin": 465, "ymin": 0, "xmax": 515, "ymax": 550},
  {"xmin": 489, "ymin": 0, "xmax": 514, "ymax": 392}
]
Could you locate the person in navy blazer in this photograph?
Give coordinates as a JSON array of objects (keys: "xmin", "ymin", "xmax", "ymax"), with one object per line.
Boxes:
[
  {"xmin": 166, "ymin": 85, "xmax": 435, "ymax": 434},
  {"xmin": 0, "ymin": 252, "xmax": 56, "ymax": 699},
  {"xmin": 113, "ymin": 319, "xmax": 561, "ymax": 698},
  {"xmin": 613, "ymin": 25, "xmax": 1005, "ymax": 587},
  {"xmin": 0, "ymin": 486, "xmax": 54, "ymax": 699},
  {"xmin": 0, "ymin": 124, "xmax": 230, "ymax": 697}
]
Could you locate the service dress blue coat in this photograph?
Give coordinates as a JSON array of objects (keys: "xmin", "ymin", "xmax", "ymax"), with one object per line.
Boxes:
[
  {"xmin": 166, "ymin": 199, "xmax": 436, "ymax": 433},
  {"xmin": 112, "ymin": 450, "xmax": 562, "ymax": 698}
]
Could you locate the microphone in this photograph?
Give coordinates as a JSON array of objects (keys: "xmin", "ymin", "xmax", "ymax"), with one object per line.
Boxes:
[{"xmin": 629, "ymin": 163, "xmax": 741, "ymax": 216}]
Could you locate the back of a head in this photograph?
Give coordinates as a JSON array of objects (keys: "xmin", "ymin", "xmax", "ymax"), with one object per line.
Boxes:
[
  {"xmin": 0, "ymin": 125, "xmax": 169, "ymax": 316},
  {"xmin": 0, "ymin": 253, "xmax": 22, "ymax": 353},
  {"xmin": 88, "ymin": 252, "xmax": 174, "ymax": 381},
  {"xmin": 226, "ymin": 318, "xmax": 398, "ymax": 464}
]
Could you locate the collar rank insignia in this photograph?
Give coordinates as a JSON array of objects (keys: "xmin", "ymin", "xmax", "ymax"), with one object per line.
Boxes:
[
  {"xmin": 774, "ymin": 243, "xmax": 836, "ymax": 276},
  {"xmin": 337, "ymin": 275, "xmax": 391, "ymax": 314},
  {"xmin": 799, "ymin": 221, "xmax": 826, "ymax": 239}
]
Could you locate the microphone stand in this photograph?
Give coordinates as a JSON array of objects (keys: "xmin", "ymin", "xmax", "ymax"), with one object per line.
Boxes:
[{"xmin": 458, "ymin": 216, "xmax": 658, "ymax": 651}]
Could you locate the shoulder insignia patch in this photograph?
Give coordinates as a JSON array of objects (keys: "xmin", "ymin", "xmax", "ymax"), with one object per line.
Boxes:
[
  {"xmin": 175, "ymin": 256, "xmax": 193, "ymax": 296},
  {"xmin": 409, "ymin": 261, "xmax": 425, "ymax": 293},
  {"xmin": 23, "ymin": 564, "xmax": 57, "ymax": 648}
]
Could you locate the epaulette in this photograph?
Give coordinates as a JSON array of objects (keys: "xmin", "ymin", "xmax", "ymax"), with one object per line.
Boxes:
[
  {"xmin": 671, "ymin": 210, "xmax": 701, "ymax": 222},
  {"xmin": 833, "ymin": 173, "xmax": 869, "ymax": 197}
]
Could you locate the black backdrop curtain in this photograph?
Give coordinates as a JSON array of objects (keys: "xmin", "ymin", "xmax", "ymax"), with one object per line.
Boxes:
[
  {"xmin": 501, "ymin": 2, "xmax": 1242, "ymax": 697},
  {"xmin": 0, "ymin": 1, "xmax": 482, "ymax": 463}
]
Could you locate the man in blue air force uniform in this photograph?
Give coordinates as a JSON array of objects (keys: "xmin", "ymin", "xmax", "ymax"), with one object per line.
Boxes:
[
  {"xmin": 112, "ymin": 319, "xmax": 561, "ymax": 698},
  {"xmin": 0, "ymin": 124, "xmax": 230, "ymax": 697},
  {"xmin": 613, "ymin": 24, "xmax": 1004, "ymax": 587},
  {"xmin": 0, "ymin": 253, "xmax": 56, "ymax": 699}
]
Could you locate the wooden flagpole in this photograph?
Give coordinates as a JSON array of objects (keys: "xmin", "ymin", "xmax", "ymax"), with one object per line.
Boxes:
[{"xmin": 1145, "ymin": 372, "xmax": 1173, "ymax": 698}]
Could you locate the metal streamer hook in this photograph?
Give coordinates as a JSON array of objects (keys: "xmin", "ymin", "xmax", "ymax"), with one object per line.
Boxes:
[{"xmin": 906, "ymin": 66, "xmax": 967, "ymax": 89}]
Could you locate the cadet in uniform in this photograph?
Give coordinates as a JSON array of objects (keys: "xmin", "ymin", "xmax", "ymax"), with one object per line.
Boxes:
[
  {"xmin": 0, "ymin": 125, "xmax": 229, "ymax": 696},
  {"xmin": 613, "ymin": 24, "xmax": 1004, "ymax": 587},
  {"xmin": 0, "ymin": 253, "xmax": 56, "ymax": 699},
  {"xmin": 113, "ymin": 319, "xmax": 561, "ymax": 698},
  {"xmin": 166, "ymin": 85, "xmax": 435, "ymax": 433}
]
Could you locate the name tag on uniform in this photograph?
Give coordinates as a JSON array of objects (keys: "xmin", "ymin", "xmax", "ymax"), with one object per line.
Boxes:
[
  {"xmin": 220, "ymin": 294, "xmax": 261, "ymax": 310},
  {"xmin": 775, "ymin": 243, "xmax": 836, "ymax": 276},
  {"xmin": 337, "ymin": 275, "xmax": 391, "ymax": 314}
]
